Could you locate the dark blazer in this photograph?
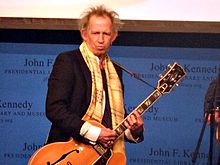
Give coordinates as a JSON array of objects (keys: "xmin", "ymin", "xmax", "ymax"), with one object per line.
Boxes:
[{"xmin": 45, "ymin": 49, "xmax": 123, "ymax": 144}]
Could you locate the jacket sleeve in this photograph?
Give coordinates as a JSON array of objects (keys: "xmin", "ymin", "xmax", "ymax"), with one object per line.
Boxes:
[{"xmin": 46, "ymin": 52, "xmax": 85, "ymax": 139}]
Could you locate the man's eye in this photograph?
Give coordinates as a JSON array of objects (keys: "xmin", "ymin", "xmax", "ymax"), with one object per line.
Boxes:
[{"xmin": 104, "ymin": 33, "xmax": 111, "ymax": 36}]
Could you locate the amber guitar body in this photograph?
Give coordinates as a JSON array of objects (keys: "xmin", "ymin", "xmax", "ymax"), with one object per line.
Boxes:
[{"xmin": 28, "ymin": 121, "xmax": 126, "ymax": 165}]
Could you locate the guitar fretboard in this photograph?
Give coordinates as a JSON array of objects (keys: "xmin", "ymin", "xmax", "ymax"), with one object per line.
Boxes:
[
  {"xmin": 114, "ymin": 89, "xmax": 162, "ymax": 138},
  {"xmin": 93, "ymin": 63, "xmax": 186, "ymax": 158}
]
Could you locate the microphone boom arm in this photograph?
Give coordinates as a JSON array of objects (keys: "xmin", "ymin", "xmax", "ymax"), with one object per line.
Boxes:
[{"xmin": 112, "ymin": 60, "xmax": 157, "ymax": 90}]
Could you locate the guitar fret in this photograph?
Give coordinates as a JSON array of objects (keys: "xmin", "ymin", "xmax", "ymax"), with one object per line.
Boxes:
[
  {"xmin": 137, "ymin": 90, "xmax": 162, "ymax": 116},
  {"xmin": 115, "ymin": 123, "xmax": 127, "ymax": 137},
  {"xmin": 137, "ymin": 107, "xmax": 145, "ymax": 115},
  {"xmin": 139, "ymin": 103, "xmax": 148, "ymax": 113}
]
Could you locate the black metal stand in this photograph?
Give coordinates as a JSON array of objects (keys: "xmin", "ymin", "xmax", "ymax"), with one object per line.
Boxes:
[
  {"xmin": 208, "ymin": 109, "xmax": 215, "ymax": 165},
  {"xmin": 192, "ymin": 110, "xmax": 215, "ymax": 165}
]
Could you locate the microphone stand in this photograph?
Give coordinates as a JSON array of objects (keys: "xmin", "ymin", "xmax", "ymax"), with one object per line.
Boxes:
[
  {"xmin": 192, "ymin": 109, "xmax": 216, "ymax": 165},
  {"xmin": 208, "ymin": 109, "xmax": 215, "ymax": 165},
  {"xmin": 191, "ymin": 111, "xmax": 209, "ymax": 164}
]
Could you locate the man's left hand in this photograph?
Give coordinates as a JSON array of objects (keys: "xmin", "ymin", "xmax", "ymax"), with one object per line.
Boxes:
[{"xmin": 124, "ymin": 111, "xmax": 144, "ymax": 138}]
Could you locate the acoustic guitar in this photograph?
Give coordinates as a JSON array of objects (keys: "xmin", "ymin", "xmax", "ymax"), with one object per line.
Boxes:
[{"xmin": 28, "ymin": 62, "xmax": 186, "ymax": 165}]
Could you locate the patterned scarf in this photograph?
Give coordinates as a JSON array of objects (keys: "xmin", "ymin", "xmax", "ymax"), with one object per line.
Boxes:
[{"xmin": 80, "ymin": 42, "xmax": 125, "ymax": 154}]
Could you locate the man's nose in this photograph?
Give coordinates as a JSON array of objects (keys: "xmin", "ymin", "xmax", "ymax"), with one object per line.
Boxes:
[{"xmin": 98, "ymin": 34, "xmax": 104, "ymax": 43}]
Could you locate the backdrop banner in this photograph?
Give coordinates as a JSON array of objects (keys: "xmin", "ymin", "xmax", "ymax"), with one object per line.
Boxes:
[{"xmin": 0, "ymin": 43, "xmax": 219, "ymax": 165}]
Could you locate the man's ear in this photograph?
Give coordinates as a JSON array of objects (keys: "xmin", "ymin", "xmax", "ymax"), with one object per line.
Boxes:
[
  {"xmin": 80, "ymin": 29, "xmax": 87, "ymax": 41},
  {"xmin": 111, "ymin": 32, "xmax": 118, "ymax": 43}
]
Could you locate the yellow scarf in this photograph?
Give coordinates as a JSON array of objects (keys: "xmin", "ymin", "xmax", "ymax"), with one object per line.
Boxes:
[{"xmin": 80, "ymin": 42, "xmax": 125, "ymax": 154}]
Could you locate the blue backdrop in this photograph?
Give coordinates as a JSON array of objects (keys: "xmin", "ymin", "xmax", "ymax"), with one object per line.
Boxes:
[{"xmin": 0, "ymin": 42, "xmax": 220, "ymax": 165}]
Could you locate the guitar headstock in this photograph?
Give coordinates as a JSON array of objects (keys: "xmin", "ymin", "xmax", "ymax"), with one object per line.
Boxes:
[{"xmin": 157, "ymin": 63, "xmax": 186, "ymax": 94}]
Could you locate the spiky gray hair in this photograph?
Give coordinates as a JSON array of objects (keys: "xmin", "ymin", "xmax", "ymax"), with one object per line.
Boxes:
[{"xmin": 78, "ymin": 5, "xmax": 124, "ymax": 32}]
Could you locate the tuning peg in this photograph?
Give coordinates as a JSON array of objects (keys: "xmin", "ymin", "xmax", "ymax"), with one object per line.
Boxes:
[
  {"xmin": 176, "ymin": 84, "xmax": 179, "ymax": 87},
  {"xmin": 159, "ymin": 74, "xmax": 163, "ymax": 78},
  {"xmin": 168, "ymin": 64, "xmax": 172, "ymax": 68}
]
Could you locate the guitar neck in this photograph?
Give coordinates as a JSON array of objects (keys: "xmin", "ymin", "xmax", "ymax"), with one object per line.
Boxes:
[
  {"xmin": 93, "ymin": 63, "xmax": 186, "ymax": 156},
  {"xmin": 114, "ymin": 89, "xmax": 162, "ymax": 138}
]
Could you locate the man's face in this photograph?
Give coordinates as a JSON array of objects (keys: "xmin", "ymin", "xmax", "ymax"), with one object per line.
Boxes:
[{"xmin": 81, "ymin": 15, "xmax": 118, "ymax": 58}]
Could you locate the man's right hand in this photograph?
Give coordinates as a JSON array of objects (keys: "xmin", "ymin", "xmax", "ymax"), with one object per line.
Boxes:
[{"xmin": 97, "ymin": 128, "xmax": 117, "ymax": 148}]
